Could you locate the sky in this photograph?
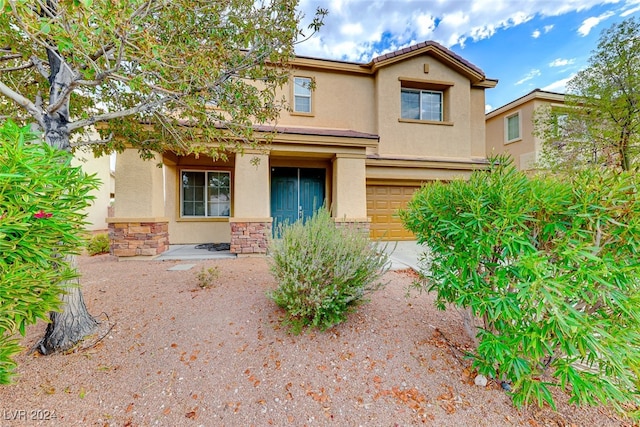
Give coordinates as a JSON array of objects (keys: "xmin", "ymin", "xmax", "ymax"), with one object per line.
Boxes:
[{"xmin": 294, "ymin": 0, "xmax": 640, "ymax": 113}]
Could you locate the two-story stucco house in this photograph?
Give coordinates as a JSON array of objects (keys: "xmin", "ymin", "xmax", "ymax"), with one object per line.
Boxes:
[
  {"xmin": 107, "ymin": 41, "xmax": 497, "ymax": 258},
  {"xmin": 486, "ymin": 89, "xmax": 566, "ymax": 171}
]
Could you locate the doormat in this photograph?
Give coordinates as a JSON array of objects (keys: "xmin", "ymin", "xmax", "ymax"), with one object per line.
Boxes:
[{"xmin": 194, "ymin": 243, "xmax": 231, "ymax": 251}]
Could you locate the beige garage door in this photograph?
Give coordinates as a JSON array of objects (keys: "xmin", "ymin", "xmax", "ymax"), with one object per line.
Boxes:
[{"xmin": 367, "ymin": 185, "xmax": 419, "ymax": 240}]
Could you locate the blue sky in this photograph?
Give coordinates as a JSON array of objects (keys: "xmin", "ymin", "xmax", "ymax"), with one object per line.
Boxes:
[{"xmin": 294, "ymin": 0, "xmax": 640, "ymax": 113}]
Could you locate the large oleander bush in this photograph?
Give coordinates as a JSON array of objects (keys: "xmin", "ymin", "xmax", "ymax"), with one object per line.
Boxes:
[
  {"xmin": 0, "ymin": 121, "xmax": 98, "ymax": 383},
  {"xmin": 402, "ymin": 157, "xmax": 640, "ymax": 418}
]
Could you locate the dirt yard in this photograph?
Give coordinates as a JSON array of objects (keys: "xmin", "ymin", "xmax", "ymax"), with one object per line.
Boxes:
[{"xmin": 0, "ymin": 254, "xmax": 631, "ymax": 426}]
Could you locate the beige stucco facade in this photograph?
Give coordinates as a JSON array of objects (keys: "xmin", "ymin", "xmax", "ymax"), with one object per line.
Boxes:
[
  {"xmin": 72, "ymin": 147, "xmax": 113, "ymax": 232},
  {"xmin": 486, "ymin": 89, "xmax": 565, "ymax": 170},
  {"xmin": 108, "ymin": 41, "xmax": 497, "ymax": 257}
]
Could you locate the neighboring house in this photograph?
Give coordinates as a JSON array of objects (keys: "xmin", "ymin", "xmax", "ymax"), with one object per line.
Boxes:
[
  {"xmin": 486, "ymin": 89, "xmax": 565, "ymax": 170},
  {"xmin": 108, "ymin": 41, "xmax": 497, "ymax": 258}
]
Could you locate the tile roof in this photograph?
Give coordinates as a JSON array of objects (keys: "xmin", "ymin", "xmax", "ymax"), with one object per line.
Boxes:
[
  {"xmin": 255, "ymin": 124, "xmax": 379, "ymax": 140},
  {"xmin": 370, "ymin": 40, "xmax": 485, "ymax": 77}
]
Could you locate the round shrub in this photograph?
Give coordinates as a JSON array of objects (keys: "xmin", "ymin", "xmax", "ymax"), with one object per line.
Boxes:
[{"xmin": 268, "ymin": 208, "xmax": 389, "ymax": 334}]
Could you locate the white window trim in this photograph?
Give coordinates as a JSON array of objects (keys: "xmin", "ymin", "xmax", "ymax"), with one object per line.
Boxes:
[
  {"xmin": 292, "ymin": 76, "xmax": 313, "ymax": 115},
  {"xmin": 401, "ymin": 88, "xmax": 444, "ymax": 122},
  {"xmin": 180, "ymin": 170, "xmax": 231, "ymax": 218},
  {"xmin": 504, "ymin": 111, "xmax": 522, "ymax": 144}
]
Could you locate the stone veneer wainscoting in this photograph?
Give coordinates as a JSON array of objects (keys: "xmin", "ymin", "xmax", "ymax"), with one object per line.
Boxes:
[
  {"xmin": 107, "ymin": 219, "xmax": 169, "ymax": 257},
  {"xmin": 229, "ymin": 219, "xmax": 272, "ymax": 255}
]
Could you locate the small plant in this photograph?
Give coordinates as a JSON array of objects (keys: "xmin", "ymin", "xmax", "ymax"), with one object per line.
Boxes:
[
  {"xmin": 195, "ymin": 266, "xmax": 220, "ymax": 289},
  {"xmin": 87, "ymin": 233, "xmax": 110, "ymax": 256},
  {"xmin": 267, "ymin": 207, "xmax": 389, "ymax": 334}
]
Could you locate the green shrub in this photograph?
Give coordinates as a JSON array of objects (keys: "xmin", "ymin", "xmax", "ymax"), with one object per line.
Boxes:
[
  {"xmin": 268, "ymin": 208, "xmax": 389, "ymax": 334},
  {"xmin": 87, "ymin": 233, "xmax": 110, "ymax": 256},
  {"xmin": 401, "ymin": 156, "xmax": 640, "ymax": 418},
  {"xmin": 0, "ymin": 120, "xmax": 99, "ymax": 384}
]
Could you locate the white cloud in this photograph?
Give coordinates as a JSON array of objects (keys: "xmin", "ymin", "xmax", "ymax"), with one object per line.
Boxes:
[
  {"xmin": 621, "ymin": 4, "xmax": 640, "ymax": 17},
  {"xmin": 549, "ymin": 58, "xmax": 576, "ymax": 67},
  {"xmin": 295, "ymin": 0, "xmax": 631, "ymax": 63},
  {"xmin": 516, "ymin": 69, "xmax": 541, "ymax": 85},
  {"xmin": 542, "ymin": 74, "xmax": 577, "ymax": 93},
  {"xmin": 532, "ymin": 24, "xmax": 554, "ymax": 38},
  {"xmin": 578, "ymin": 11, "xmax": 615, "ymax": 36},
  {"xmin": 485, "ymin": 104, "xmax": 493, "ymax": 113},
  {"xmin": 340, "ymin": 22, "xmax": 363, "ymax": 36}
]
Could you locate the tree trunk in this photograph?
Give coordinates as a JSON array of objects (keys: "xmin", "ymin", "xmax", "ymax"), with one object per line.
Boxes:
[
  {"xmin": 37, "ymin": 257, "xmax": 98, "ymax": 355},
  {"xmin": 37, "ymin": 41, "xmax": 98, "ymax": 354}
]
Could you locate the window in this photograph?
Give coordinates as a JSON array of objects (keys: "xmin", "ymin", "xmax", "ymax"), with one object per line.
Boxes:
[
  {"xmin": 181, "ymin": 170, "xmax": 230, "ymax": 217},
  {"xmin": 401, "ymin": 89, "xmax": 443, "ymax": 121},
  {"xmin": 293, "ymin": 77, "xmax": 312, "ymax": 113},
  {"xmin": 505, "ymin": 112, "xmax": 521, "ymax": 143}
]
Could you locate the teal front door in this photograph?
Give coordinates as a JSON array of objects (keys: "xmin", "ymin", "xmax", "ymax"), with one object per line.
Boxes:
[{"xmin": 271, "ymin": 167, "xmax": 325, "ymax": 234}]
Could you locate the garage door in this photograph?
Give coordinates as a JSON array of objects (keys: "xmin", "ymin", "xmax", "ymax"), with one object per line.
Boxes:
[{"xmin": 366, "ymin": 185, "xmax": 419, "ymax": 240}]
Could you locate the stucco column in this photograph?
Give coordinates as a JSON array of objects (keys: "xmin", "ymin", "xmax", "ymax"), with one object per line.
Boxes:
[
  {"xmin": 107, "ymin": 148, "xmax": 168, "ymax": 258},
  {"xmin": 230, "ymin": 150, "xmax": 272, "ymax": 255},
  {"xmin": 332, "ymin": 154, "xmax": 369, "ymax": 229}
]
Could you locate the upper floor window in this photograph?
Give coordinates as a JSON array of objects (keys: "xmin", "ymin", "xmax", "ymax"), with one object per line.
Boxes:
[
  {"xmin": 181, "ymin": 170, "xmax": 230, "ymax": 217},
  {"xmin": 505, "ymin": 112, "xmax": 521, "ymax": 143},
  {"xmin": 401, "ymin": 89, "xmax": 443, "ymax": 122},
  {"xmin": 293, "ymin": 76, "xmax": 312, "ymax": 114}
]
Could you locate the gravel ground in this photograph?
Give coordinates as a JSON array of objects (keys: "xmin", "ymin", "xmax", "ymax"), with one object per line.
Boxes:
[{"xmin": 0, "ymin": 254, "xmax": 631, "ymax": 426}]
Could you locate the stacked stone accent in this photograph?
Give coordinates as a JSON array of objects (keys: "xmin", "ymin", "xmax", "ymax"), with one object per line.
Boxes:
[
  {"xmin": 108, "ymin": 221, "xmax": 169, "ymax": 257},
  {"xmin": 230, "ymin": 221, "xmax": 271, "ymax": 255},
  {"xmin": 334, "ymin": 220, "xmax": 371, "ymax": 235}
]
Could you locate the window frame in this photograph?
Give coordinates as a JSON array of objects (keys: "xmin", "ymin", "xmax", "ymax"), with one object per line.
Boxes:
[
  {"xmin": 504, "ymin": 111, "xmax": 522, "ymax": 144},
  {"xmin": 401, "ymin": 88, "xmax": 444, "ymax": 122},
  {"xmin": 398, "ymin": 78, "xmax": 453, "ymax": 125},
  {"xmin": 180, "ymin": 169, "xmax": 231, "ymax": 219},
  {"xmin": 291, "ymin": 76, "xmax": 313, "ymax": 116}
]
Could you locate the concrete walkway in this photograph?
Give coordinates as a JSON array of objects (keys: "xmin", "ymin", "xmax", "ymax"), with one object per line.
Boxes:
[
  {"xmin": 380, "ymin": 240, "xmax": 426, "ymax": 271},
  {"xmin": 155, "ymin": 241, "xmax": 426, "ymax": 272}
]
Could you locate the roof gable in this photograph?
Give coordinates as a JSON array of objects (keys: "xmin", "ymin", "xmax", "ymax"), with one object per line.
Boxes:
[{"xmin": 293, "ymin": 41, "xmax": 497, "ymax": 88}]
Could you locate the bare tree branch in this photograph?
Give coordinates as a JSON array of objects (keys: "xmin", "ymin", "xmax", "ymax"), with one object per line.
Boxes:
[
  {"xmin": 30, "ymin": 55, "xmax": 50, "ymax": 78},
  {"xmin": 0, "ymin": 79, "xmax": 44, "ymax": 127},
  {"xmin": 0, "ymin": 60, "xmax": 34, "ymax": 72},
  {"xmin": 0, "ymin": 53, "xmax": 22, "ymax": 62},
  {"xmin": 67, "ymin": 96, "xmax": 174, "ymax": 131},
  {"xmin": 70, "ymin": 132, "xmax": 113, "ymax": 147}
]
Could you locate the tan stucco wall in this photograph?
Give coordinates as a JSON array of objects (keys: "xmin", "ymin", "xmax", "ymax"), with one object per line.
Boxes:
[
  {"xmin": 375, "ymin": 55, "xmax": 475, "ymax": 158},
  {"xmin": 234, "ymin": 151, "xmax": 270, "ymax": 218},
  {"xmin": 113, "ymin": 149, "xmax": 164, "ymax": 218},
  {"xmin": 332, "ymin": 154, "xmax": 368, "ymax": 219},
  {"xmin": 72, "ymin": 148, "xmax": 111, "ymax": 231},
  {"xmin": 470, "ymin": 87, "xmax": 487, "ymax": 158},
  {"xmin": 278, "ymin": 69, "xmax": 376, "ymax": 133}
]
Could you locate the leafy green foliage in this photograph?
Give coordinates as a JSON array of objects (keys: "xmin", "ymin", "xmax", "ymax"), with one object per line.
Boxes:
[
  {"xmin": 535, "ymin": 17, "xmax": 640, "ymax": 171},
  {"xmin": 86, "ymin": 233, "xmax": 110, "ymax": 256},
  {"xmin": 0, "ymin": 0, "xmax": 326, "ymax": 158},
  {"xmin": 401, "ymin": 156, "xmax": 640, "ymax": 418},
  {"xmin": 0, "ymin": 121, "xmax": 99, "ymax": 383},
  {"xmin": 268, "ymin": 208, "xmax": 389, "ymax": 334}
]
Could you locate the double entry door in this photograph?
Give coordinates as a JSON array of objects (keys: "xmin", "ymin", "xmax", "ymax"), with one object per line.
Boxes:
[{"xmin": 271, "ymin": 167, "xmax": 325, "ymax": 234}]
